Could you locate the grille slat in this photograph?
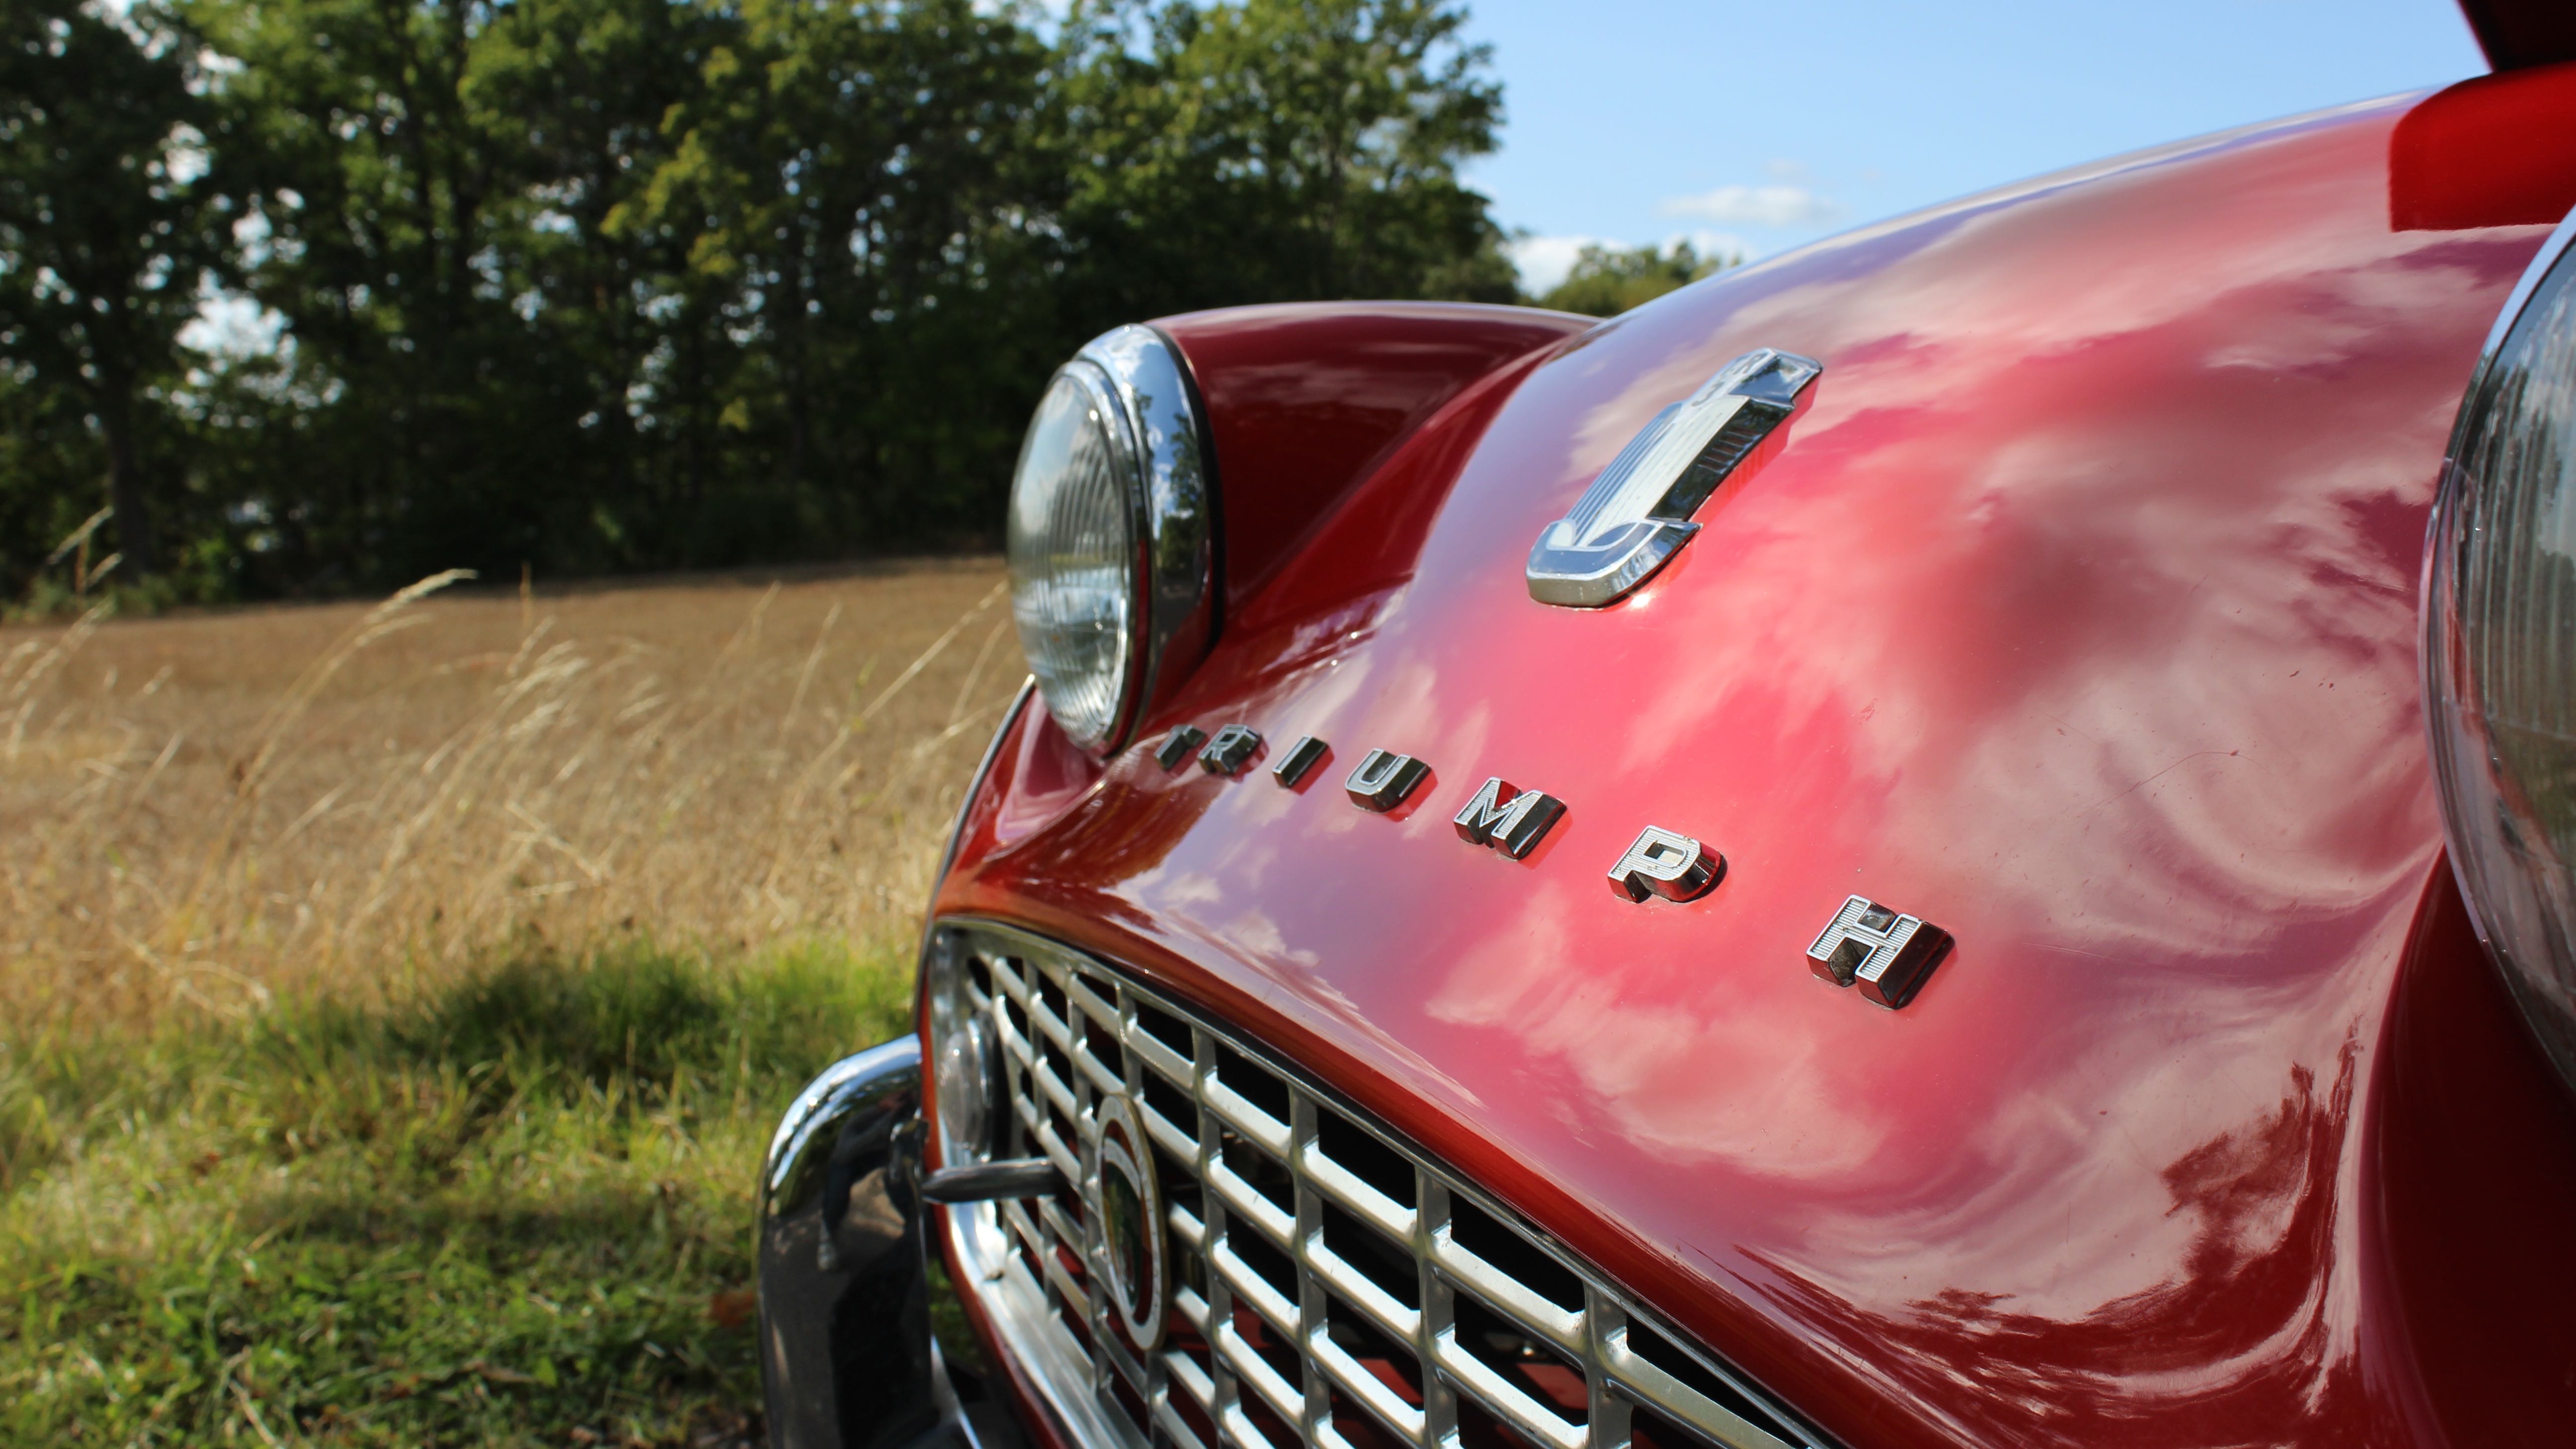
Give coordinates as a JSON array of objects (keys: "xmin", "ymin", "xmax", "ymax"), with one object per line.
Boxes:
[
  {"xmin": 1028, "ymin": 1100, "xmax": 1085, "ymax": 1185},
  {"xmin": 1307, "ymin": 1242, "xmax": 1420, "ymax": 1344},
  {"xmin": 1170, "ymin": 1203, "xmax": 1210, "ymax": 1253},
  {"xmin": 1219, "ymin": 1321, "xmax": 1306, "ymax": 1421},
  {"xmin": 1206, "ymin": 1084, "xmax": 1296, "ymax": 1157},
  {"xmin": 1029, "ymin": 990, "xmax": 1076, "ymax": 1053},
  {"xmin": 1213, "ymin": 1163, "xmax": 1299, "ymax": 1247},
  {"xmin": 1435, "ymin": 1241, "xmax": 1588, "ymax": 1354},
  {"xmin": 1036, "ymin": 1054, "xmax": 1086, "ymax": 1122},
  {"xmin": 936, "ymin": 923, "xmax": 1826, "ymax": 1449},
  {"xmin": 1214, "ymin": 1242, "xmax": 1303, "ymax": 1337},
  {"xmin": 1077, "ymin": 1043, "xmax": 1127, "ymax": 1100},
  {"xmin": 1308, "ymin": 1327, "xmax": 1425, "ymax": 1440},
  {"xmin": 1432, "ymin": 1339, "xmax": 1587, "ymax": 1449},
  {"xmin": 1300, "ymin": 1144, "xmax": 1416, "ymax": 1242},
  {"xmin": 1132, "ymin": 1028, "xmax": 1197, "ymax": 1087}
]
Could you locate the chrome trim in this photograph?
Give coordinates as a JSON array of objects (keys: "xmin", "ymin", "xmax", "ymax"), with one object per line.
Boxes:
[
  {"xmin": 1606, "ymin": 827, "xmax": 1722, "ymax": 903},
  {"xmin": 1803, "ymin": 895, "xmax": 1950, "ymax": 1009},
  {"xmin": 2420, "ymin": 203, "xmax": 2576, "ymax": 1042},
  {"xmin": 759, "ymin": 1038, "xmax": 951, "ymax": 1449},
  {"xmin": 2426, "ymin": 205, "xmax": 2576, "ymax": 944},
  {"xmin": 930, "ymin": 919, "xmax": 1831, "ymax": 1449},
  {"xmin": 1077, "ymin": 324, "xmax": 1220, "ymax": 750},
  {"xmin": 1198, "ymin": 725, "xmax": 1263, "ymax": 776},
  {"xmin": 923, "ymin": 1158, "xmax": 1068, "ymax": 1203},
  {"xmin": 1272, "ymin": 736, "xmax": 1329, "ymax": 788},
  {"xmin": 1158, "ymin": 726, "xmax": 1210, "ymax": 772},
  {"xmin": 1528, "ymin": 349, "xmax": 1821, "ymax": 607},
  {"xmin": 1452, "ymin": 777, "xmax": 1566, "ymax": 859},
  {"xmin": 1345, "ymin": 748, "xmax": 1430, "ymax": 812}
]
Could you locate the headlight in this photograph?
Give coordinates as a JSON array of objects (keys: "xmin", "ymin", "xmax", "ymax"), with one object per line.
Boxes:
[
  {"xmin": 924, "ymin": 937, "xmax": 998, "ymax": 1165},
  {"xmin": 2425, "ymin": 206, "xmax": 2576, "ymax": 1094},
  {"xmin": 1006, "ymin": 325, "xmax": 1216, "ymax": 752}
]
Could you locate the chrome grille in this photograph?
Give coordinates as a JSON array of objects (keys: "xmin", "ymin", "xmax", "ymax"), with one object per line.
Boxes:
[{"xmin": 932, "ymin": 921, "xmax": 1828, "ymax": 1449}]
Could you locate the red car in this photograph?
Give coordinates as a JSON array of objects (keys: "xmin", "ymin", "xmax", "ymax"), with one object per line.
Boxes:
[{"xmin": 757, "ymin": 9, "xmax": 2576, "ymax": 1448}]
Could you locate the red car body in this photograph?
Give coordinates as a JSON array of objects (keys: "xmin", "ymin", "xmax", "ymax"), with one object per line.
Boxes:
[{"xmin": 921, "ymin": 60, "xmax": 2576, "ymax": 1449}]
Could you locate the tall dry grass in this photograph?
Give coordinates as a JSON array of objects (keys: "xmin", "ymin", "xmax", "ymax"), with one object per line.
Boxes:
[{"xmin": 0, "ymin": 559, "xmax": 1025, "ymax": 1028}]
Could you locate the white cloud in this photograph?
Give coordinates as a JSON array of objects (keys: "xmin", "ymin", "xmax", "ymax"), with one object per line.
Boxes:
[
  {"xmin": 1506, "ymin": 233, "xmax": 1616, "ymax": 295},
  {"xmin": 1659, "ymin": 183, "xmax": 1843, "ymax": 228},
  {"xmin": 1668, "ymin": 230, "xmax": 1757, "ymax": 265}
]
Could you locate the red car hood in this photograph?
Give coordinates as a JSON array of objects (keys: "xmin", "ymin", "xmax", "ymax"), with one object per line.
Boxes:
[{"xmin": 941, "ymin": 91, "xmax": 2576, "ymax": 1447}]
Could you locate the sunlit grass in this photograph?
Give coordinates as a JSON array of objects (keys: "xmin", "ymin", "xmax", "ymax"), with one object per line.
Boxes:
[
  {"xmin": 0, "ymin": 934, "xmax": 915, "ymax": 1446},
  {"xmin": 0, "ymin": 564, "xmax": 1014, "ymax": 1440}
]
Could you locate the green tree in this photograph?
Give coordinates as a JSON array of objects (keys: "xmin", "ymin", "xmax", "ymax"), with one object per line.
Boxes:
[
  {"xmin": 186, "ymin": 0, "xmax": 623, "ymax": 584},
  {"xmin": 1537, "ymin": 238, "xmax": 1735, "ymax": 317},
  {"xmin": 1, "ymin": 0, "xmax": 1534, "ymax": 601},
  {"xmin": 614, "ymin": 0, "xmax": 1056, "ymax": 551},
  {"xmin": 1056, "ymin": 0, "xmax": 1517, "ymax": 322},
  {"xmin": 0, "ymin": 0, "xmax": 223, "ymax": 577}
]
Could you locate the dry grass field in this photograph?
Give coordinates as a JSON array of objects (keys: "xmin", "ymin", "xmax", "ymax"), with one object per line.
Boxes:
[
  {"xmin": 0, "ymin": 558, "xmax": 1023, "ymax": 1025},
  {"xmin": 0, "ymin": 561, "xmax": 1025, "ymax": 1445}
]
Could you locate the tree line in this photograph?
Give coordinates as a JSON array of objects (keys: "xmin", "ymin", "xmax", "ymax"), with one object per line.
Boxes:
[{"xmin": 0, "ymin": 0, "xmax": 1547, "ymax": 604}]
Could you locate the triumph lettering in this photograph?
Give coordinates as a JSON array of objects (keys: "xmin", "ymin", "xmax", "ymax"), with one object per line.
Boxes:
[
  {"xmin": 1607, "ymin": 826, "xmax": 1723, "ymax": 902},
  {"xmin": 1346, "ymin": 749, "xmax": 1431, "ymax": 812},
  {"xmin": 1453, "ymin": 778, "xmax": 1566, "ymax": 859},
  {"xmin": 1806, "ymin": 895, "xmax": 1951, "ymax": 1008}
]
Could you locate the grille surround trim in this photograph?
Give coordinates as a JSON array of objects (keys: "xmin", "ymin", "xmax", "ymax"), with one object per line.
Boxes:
[{"xmin": 930, "ymin": 918, "xmax": 1830, "ymax": 1449}]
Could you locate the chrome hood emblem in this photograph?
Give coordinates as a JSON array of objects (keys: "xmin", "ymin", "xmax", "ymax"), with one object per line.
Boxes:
[{"xmin": 1526, "ymin": 347, "xmax": 1822, "ymax": 607}]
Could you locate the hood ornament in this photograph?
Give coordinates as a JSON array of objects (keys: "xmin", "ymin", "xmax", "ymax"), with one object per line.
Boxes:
[{"xmin": 1527, "ymin": 347, "xmax": 1822, "ymax": 607}]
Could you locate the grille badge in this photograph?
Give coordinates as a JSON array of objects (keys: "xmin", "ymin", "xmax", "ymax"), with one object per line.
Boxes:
[{"xmin": 1094, "ymin": 1093, "xmax": 1168, "ymax": 1351}]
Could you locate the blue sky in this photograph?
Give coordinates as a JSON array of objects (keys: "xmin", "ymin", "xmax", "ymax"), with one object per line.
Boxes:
[{"xmin": 1461, "ymin": 0, "xmax": 2492, "ymax": 292}]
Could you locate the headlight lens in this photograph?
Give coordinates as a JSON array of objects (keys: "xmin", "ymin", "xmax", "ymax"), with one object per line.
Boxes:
[
  {"xmin": 924, "ymin": 939, "xmax": 997, "ymax": 1165},
  {"xmin": 1006, "ymin": 326, "xmax": 1216, "ymax": 753},
  {"xmin": 1009, "ymin": 365, "xmax": 1138, "ymax": 749},
  {"xmin": 2426, "ymin": 208, "xmax": 2576, "ymax": 1093}
]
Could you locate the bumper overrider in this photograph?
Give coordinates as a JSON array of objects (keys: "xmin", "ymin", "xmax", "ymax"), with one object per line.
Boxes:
[
  {"xmin": 758, "ymin": 921, "xmax": 1833, "ymax": 1449},
  {"xmin": 754, "ymin": 1037, "xmax": 973, "ymax": 1449}
]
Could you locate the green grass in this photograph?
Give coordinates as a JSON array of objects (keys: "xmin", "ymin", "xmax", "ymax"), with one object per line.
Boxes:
[{"xmin": 0, "ymin": 937, "xmax": 915, "ymax": 1446}]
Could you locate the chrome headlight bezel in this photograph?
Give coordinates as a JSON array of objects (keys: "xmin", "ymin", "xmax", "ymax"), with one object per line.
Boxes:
[
  {"xmin": 2423, "ymin": 203, "xmax": 2576, "ymax": 1095},
  {"xmin": 1006, "ymin": 324, "xmax": 1217, "ymax": 754}
]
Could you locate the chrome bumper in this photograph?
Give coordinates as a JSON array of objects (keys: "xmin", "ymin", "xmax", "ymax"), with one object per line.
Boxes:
[{"xmin": 758, "ymin": 1037, "xmax": 1020, "ymax": 1449}]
